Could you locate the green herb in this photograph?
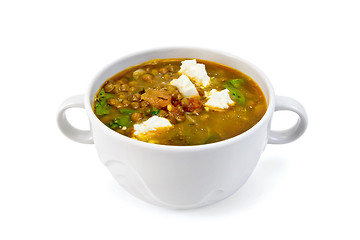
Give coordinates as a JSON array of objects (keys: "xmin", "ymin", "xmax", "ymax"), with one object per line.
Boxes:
[
  {"xmin": 114, "ymin": 115, "xmax": 132, "ymax": 127},
  {"xmin": 151, "ymin": 107, "xmax": 160, "ymax": 116},
  {"xmin": 95, "ymin": 101, "xmax": 110, "ymax": 116},
  {"xmin": 95, "ymin": 88, "xmax": 115, "ymax": 116},
  {"xmin": 224, "ymin": 79, "xmax": 246, "ymax": 105},
  {"xmin": 108, "ymin": 115, "xmax": 132, "ymax": 129},
  {"xmin": 108, "ymin": 122, "xmax": 119, "ymax": 129},
  {"xmin": 119, "ymin": 108, "xmax": 137, "ymax": 115},
  {"xmin": 229, "ymin": 78, "xmax": 244, "ymax": 88}
]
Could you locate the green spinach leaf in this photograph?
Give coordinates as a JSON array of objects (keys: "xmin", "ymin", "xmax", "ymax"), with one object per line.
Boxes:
[
  {"xmin": 119, "ymin": 108, "xmax": 137, "ymax": 115},
  {"xmin": 95, "ymin": 88, "xmax": 115, "ymax": 116},
  {"xmin": 224, "ymin": 79, "xmax": 246, "ymax": 105},
  {"xmin": 151, "ymin": 107, "xmax": 160, "ymax": 116},
  {"xmin": 107, "ymin": 115, "xmax": 132, "ymax": 129}
]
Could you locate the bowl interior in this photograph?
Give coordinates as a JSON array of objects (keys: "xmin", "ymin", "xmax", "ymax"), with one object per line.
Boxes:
[{"xmin": 84, "ymin": 48, "xmax": 275, "ymax": 150}]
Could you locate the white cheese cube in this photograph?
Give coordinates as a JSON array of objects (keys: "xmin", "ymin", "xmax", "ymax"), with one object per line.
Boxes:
[
  {"xmin": 170, "ymin": 75, "xmax": 199, "ymax": 98},
  {"xmin": 133, "ymin": 116, "xmax": 172, "ymax": 136},
  {"xmin": 204, "ymin": 89, "xmax": 235, "ymax": 110},
  {"xmin": 179, "ymin": 59, "xmax": 210, "ymax": 87}
]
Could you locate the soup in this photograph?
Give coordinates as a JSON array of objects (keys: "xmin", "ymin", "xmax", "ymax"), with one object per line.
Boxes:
[{"xmin": 93, "ymin": 58, "xmax": 267, "ymax": 145}]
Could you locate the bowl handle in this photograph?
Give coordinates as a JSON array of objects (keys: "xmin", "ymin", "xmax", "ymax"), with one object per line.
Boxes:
[
  {"xmin": 268, "ymin": 96, "xmax": 308, "ymax": 144},
  {"xmin": 57, "ymin": 94, "xmax": 94, "ymax": 144}
]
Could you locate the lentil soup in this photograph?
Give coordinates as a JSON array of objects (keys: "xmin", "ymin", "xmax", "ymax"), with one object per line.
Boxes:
[{"xmin": 93, "ymin": 59, "xmax": 267, "ymax": 145}]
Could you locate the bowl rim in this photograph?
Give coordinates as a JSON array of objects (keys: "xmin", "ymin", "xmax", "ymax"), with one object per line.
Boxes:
[{"xmin": 84, "ymin": 47, "xmax": 275, "ymax": 152}]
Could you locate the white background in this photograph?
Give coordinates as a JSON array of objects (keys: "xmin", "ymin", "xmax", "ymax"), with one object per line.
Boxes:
[{"xmin": 1, "ymin": 0, "xmax": 359, "ymax": 239}]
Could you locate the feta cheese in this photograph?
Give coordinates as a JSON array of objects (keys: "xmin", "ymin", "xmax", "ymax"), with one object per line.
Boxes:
[
  {"xmin": 204, "ymin": 89, "xmax": 235, "ymax": 110},
  {"xmin": 133, "ymin": 116, "xmax": 172, "ymax": 136},
  {"xmin": 170, "ymin": 75, "xmax": 199, "ymax": 98},
  {"xmin": 179, "ymin": 59, "xmax": 211, "ymax": 87}
]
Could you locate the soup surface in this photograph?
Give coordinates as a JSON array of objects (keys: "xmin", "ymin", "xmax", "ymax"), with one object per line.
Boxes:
[{"xmin": 93, "ymin": 58, "xmax": 267, "ymax": 145}]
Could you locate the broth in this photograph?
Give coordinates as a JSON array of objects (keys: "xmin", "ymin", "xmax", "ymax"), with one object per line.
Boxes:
[{"xmin": 93, "ymin": 58, "xmax": 267, "ymax": 145}]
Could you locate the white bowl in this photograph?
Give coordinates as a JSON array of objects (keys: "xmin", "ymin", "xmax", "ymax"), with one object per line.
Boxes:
[{"xmin": 57, "ymin": 47, "xmax": 308, "ymax": 209}]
